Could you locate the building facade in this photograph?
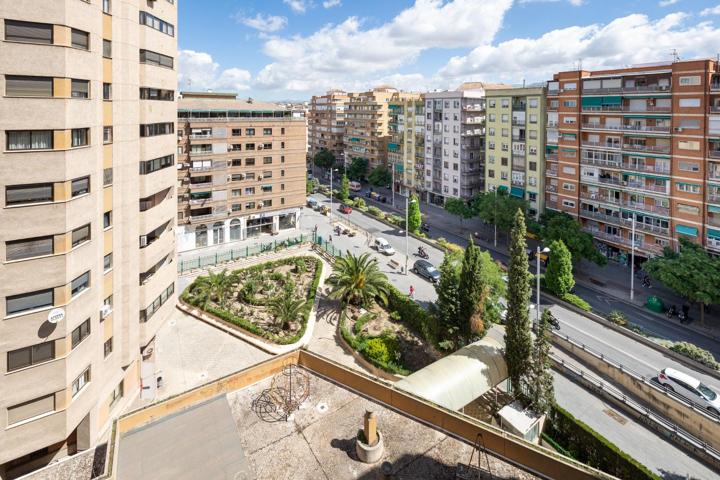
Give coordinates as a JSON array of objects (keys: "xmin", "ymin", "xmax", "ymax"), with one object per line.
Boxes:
[
  {"xmin": 308, "ymin": 90, "xmax": 347, "ymax": 162},
  {"xmin": 423, "ymin": 83, "xmax": 506, "ymax": 204},
  {"xmin": 388, "ymin": 94, "xmax": 426, "ymax": 196},
  {"xmin": 176, "ymin": 92, "xmax": 306, "ymax": 252},
  {"xmin": 485, "ymin": 86, "xmax": 546, "ymax": 218},
  {"xmin": 544, "ymin": 59, "xmax": 720, "ymax": 260},
  {"xmin": 0, "ymin": 1, "xmax": 178, "ymax": 477}
]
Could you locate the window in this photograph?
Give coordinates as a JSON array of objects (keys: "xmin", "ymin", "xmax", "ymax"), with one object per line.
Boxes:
[
  {"xmin": 71, "ymin": 224, "xmax": 91, "ymax": 247},
  {"xmin": 103, "ymin": 167, "xmax": 113, "ymax": 186},
  {"xmin": 562, "ymin": 166, "xmax": 576, "ymax": 174},
  {"xmin": 139, "ymin": 11, "xmax": 175, "ymax": 36},
  {"xmin": 6, "ymin": 183, "xmax": 53, "ymax": 205},
  {"xmin": 529, "ymin": 130, "xmax": 538, "ymax": 139},
  {"xmin": 562, "ymin": 183, "xmax": 576, "ymax": 191},
  {"xmin": 679, "ymin": 119, "xmax": 700, "ymax": 129},
  {"xmin": 103, "ymin": 0, "xmax": 111, "ymax": 13},
  {"xmin": 529, "ymin": 161, "xmax": 537, "ymax": 171},
  {"xmin": 103, "ymin": 83, "xmax": 112, "ymax": 100},
  {"xmin": 6, "ymin": 236, "xmax": 53, "ymax": 261},
  {"xmin": 263, "ymin": 142, "xmax": 272, "ymax": 150},
  {"xmin": 104, "ymin": 338, "xmax": 113, "ymax": 358},
  {"xmin": 140, "ymin": 122, "xmax": 174, "ymax": 137},
  {"xmin": 139, "ymin": 154, "xmax": 174, "ymax": 174},
  {"xmin": 71, "ymin": 272, "xmax": 90, "ymax": 297},
  {"xmin": 7, "ymin": 130, "xmax": 53, "ymax": 150},
  {"xmin": 678, "ymin": 161, "xmax": 699, "ymax": 172},
  {"xmin": 263, "ymin": 157, "xmax": 273, "ymax": 164},
  {"xmin": 69, "ymin": 79, "xmax": 90, "ymax": 99},
  {"xmin": 71, "ymin": 177, "xmax": 90, "ymax": 197},
  {"xmin": 529, "ymin": 114, "xmax": 538, "ymax": 124},
  {"xmin": 108, "ymin": 380, "xmax": 123, "ymax": 408},
  {"xmin": 72, "ymin": 367, "xmax": 91, "ymax": 397},
  {"xmin": 678, "ymin": 140, "xmax": 700, "ymax": 151},
  {"xmin": 263, "ymin": 128, "xmax": 272, "ymax": 135},
  {"xmin": 245, "ymin": 201, "xmax": 256, "ymax": 209},
  {"xmin": 529, "ymin": 98, "xmax": 538, "ymax": 108},
  {"xmin": 501, "ymin": 99, "xmax": 509, "ymax": 108},
  {"xmin": 231, "ymin": 203, "xmax": 241, "ymax": 212},
  {"xmin": 563, "ymin": 82, "xmax": 577, "ymax": 90},
  {"xmin": 263, "ymin": 199, "xmax": 272, "ymax": 207},
  {"xmin": 7, "ymin": 341, "xmax": 55, "ymax": 372},
  {"xmin": 676, "ymin": 182, "xmax": 700, "ymax": 194},
  {"xmin": 7, "ymin": 394, "xmax": 55, "ymax": 425},
  {"xmin": 261, "ymin": 185, "xmax": 272, "ymax": 193},
  {"xmin": 104, "ymin": 253, "xmax": 113, "ymax": 271},
  {"xmin": 262, "ymin": 171, "xmax": 272, "ymax": 179},
  {"xmin": 562, "ymin": 100, "xmax": 577, "ymax": 108},
  {"xmin": 501, "ymin": 114, "xmax": 509, "ymax": 123},
  {"xmin": 5, "ymin": 76, "xmax": 53, "ymax": 97},
  {"xmin": 6, "ymin": 289, "xmax": 53, "ymax": 315},
  {"xmin": 139, "ymin": 282, "xmax": 174, "ymax": 322},
  {"xmin": 139, "ymin": 87, "xmax": 174, "ymax": 101},
  {"xmin": 246, "ymin": 128, "xmax": 255, "ymax": 136},
  {"xmin": 71, "ymin": 128, "xmax": 89, "ymax": 147},
  {"xmin": 679, "ymin": 98, "xmax": 701, "ymax": 108},
  {"xmin": 562, "ymin": 200, "xmax": 576, "ymax": 208},
  {"xmin": 71, "ymin": 29, "xmax": 89, "ymax": 50},
  {"xmin": 5, "ymin": 20, "xmax": 53, "ymax": 44},
  {"xmin": 103, "ymin": 126, "xmax": 113, "ymax": 144},
  {"xmin": 679, "ymin": 76, "xmax": 701, "ymax": 86},
  {"xmin": 244, "ymin": 187, "xmax": 255, "ymax": 195},
  {"xmin": 245, "ymin": 158, "xmax": 255, "ymax": 166},
  {"xmin": 489, "ymin": 100, "xmax": 496, "ymax": 108},
  {"xmin": 488, "ymin": 169, "xmax": 495, "ymax": 178},
  {"xmin": 677, "ymin": 203, "xmax": 699, "ymax": 215},
  {"xmin": 139, "ymin": 49, "xmax": 174, "ymax": 69},
  {"xmin": 71, "ymin": 319, "xmax": 91, "ymax": 349},
  {"xmin": 103, "ymin": 211, "xmax": 113, "ymax": 229},
  {"xmin": 232, "ymin": 129, "xmax": 241, "ymax": 136}
]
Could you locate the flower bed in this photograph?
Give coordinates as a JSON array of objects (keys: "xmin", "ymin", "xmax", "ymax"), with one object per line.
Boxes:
[{"xmin": 181, "ymin": 256, "xmax": 323, "ymax": 345}]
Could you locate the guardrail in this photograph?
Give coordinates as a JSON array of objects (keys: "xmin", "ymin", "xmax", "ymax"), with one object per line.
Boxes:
[{"xmin": 552, "ymin": 353, "xmax": 720, "ymax": 470}]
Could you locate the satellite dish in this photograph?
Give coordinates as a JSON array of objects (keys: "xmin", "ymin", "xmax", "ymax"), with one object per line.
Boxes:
[{"xmin": 47, "ymin": 308, "xmax": 65, "ymax": 324}]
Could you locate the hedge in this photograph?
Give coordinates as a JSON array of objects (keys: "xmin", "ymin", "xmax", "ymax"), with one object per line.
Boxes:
[
  {"xmin": 543, "ymin": 404, "xmax": 661, "ymax": 480},
  {"xmin": 339, "ymin": 309, "xmax": 409, "ymax": 375},
  {"xmin": 385, "ymin": 284, "xmax": 439, "ymax": 348},
  {"xmin": 561, "ymin": 293, "xmax": 592, "ymax": 312},
  {"xmin": 669, "ymin": 342, "xmax": 720, "ymax": 370},
  {"xmin": 182, "ymin": 256, "xmax": 323, "ymax": 345}
]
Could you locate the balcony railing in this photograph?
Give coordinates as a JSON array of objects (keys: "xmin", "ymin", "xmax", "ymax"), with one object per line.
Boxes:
[
  {"xmin": 582, "ymin": 105, "xmax": 624, "ymax": 112},
  {"xmin": 622, "ymin": 163, "xmax": 670, "ymax": 175},
  {"xmin": 709, "ymin": 106, "xmax": 720, "ymax": 113},
  {"xmin": 580, "ymin": 210, "xmax": 669, "ymax": 235},
  {"xmin": 582, "ymin": 141, "xmax": 621, "ymax": 150},
  {"xmin": 708, "ymin": 150, "xmax": 720, "ymax": 159},
  {"xmin": 189, "ymin": 134, "xmax": 212, "ymax": 140},
  {"xmin": 546, "ymin": 153, "xmax": 558, "ymax": 161},
  {"xmin": 709, "ymin": 193, "xmax": 720, "ymax": 204},
  {"xmin": 710, "ymin": 83, "xmax": 720, "ymax": 92},
  {"xmin": 580, "ymin": 157, "xmax": 622, "ymax": 169},
  {"xmin": 625, "ymin": 181, "xmax": 668, "ymax": 194},
  {"xmin": 512, "ymin": 119, "xmax": 526, "ymax": 126},
  {"xmin": 623, "ymin": 143, "xmax": 671, "ymax": 154},
  {"xmin": 708, "ymin": 236, "xmax": 720, "ymax": 251},
  {"xmin": 709, "ymin": 172, "xmax": 720, "ymax": 182},
  {"xmin": 579, "ymin": 191, "xmax": 670, "ymax": 215},
  {"xmin": 583, "ymin": 85, "xmax": 671, "ymax": 95},
  {"xmin": 189, "ymin": 182, "xmax": 212, "ymax": 189},
  {"xmin": 582, "ymin": 123, "xmax": 671, "ymax": 134},
  {"xmin": 546, "ymin": 184, "xmax": 558, "ymax": 193},
  {"xmin": 583, "ymin": 228, "xmax": 664, "ymax": 253},
  {"xmin": 189, "ymin": 150, "xmax": 215, "ymax": 156},
  {"xmin": 546, "ymin": 170, "xmax": 558, "ymax": 178}
]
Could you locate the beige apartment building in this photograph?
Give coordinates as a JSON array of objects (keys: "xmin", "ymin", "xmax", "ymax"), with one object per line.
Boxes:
[
  {"xmin": 308, "ymin": 89, "xmax": 348, "ymax": 162},
  {"xmin": 485, "ymin": 86, "xmax": 546, "ymax": 218},
  {"xmin": 388, "ymin": 94, "xmax": 426, "ymax": 196},
  {"xmin": 545, "ymin": 59, "xmax": 720, "ymax": 260},
  {"xmin": 0, "ymin": 1, "xmax": 177, "ymax": 478},
  {"xmin": 177, "ymin": 92, "xmax": 307, "ymax": 252}
]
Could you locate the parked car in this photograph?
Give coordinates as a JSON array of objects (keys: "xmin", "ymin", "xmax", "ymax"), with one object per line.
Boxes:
[
  {"xmin": 349, "ymin": 181, "xmax": 362, "ymax": 192},
  {"xmin": 320, "ymin": 205, "xmax": 330, "ymax": 215},
  {"xmin": 374, "ymin": 238, "xmax": 395, "ymax": 255},
  {"xmin": 413, "ymin": 259, "xmax": 440, "ymax": 283},
  {"xmin": 339, "ymin": 204, "xmax": 353, "ymax": 214},
  {"xmin": 658, "ymin": 368, "xmax": 720, "ymax": 414},
  {"xmin": 307, "ymin": 197, "xmax": 318, "ymax": 209}
]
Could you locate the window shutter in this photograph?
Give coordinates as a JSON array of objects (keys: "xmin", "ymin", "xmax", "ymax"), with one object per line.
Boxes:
[{"xmin": 6, "ymin": 76, "xmax": 53, "ymax": 97}]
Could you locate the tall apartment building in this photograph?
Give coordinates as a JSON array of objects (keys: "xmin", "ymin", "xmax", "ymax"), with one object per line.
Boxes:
[
  {"xmin": 388, "ymin": 94, "xmax": 426, "ymax": 196},
  {"xmin": 176, "ymin": 92, "xmax": 307, "ymax": 252},
  {"xmin": 485, "ymin": 86, "xmax": 546, "ymax": 218},
  {"xmin": 308, "ymin": 90, "xmax": 348, "ymax": 162},
  {"xmin": 0, "ymin": 1, "xmax": 177, "ymax": 478},
  {"xmin": 344, "ymin": 87, "xmax": 407, "ymax": 171},
  {"xmin": 544, "ymin": 59, "xmax": 720, "ymax": 261}
]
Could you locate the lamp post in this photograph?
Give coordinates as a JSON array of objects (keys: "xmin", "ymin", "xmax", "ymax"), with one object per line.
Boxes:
[
  {"xmin": 391, "ymin": 162, "xmax": 396, "ymax": 208},
  {"xmin": 405, "ymin": 196, "xmax": 417, "ymax": 275},
  {"xmin": 329, "ymin": 167, "xmax": 338, "ymax": 225},
  {"xmin": 536, "ymin": 246, "xmax": 551, "ymax": 332}
]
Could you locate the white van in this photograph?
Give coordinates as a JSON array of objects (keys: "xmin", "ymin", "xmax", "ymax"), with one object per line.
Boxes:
[
  {"xmin": 374, "ymin": 238, "xmax": 396, "ymax": 256},
  {"xmin": 349, "ymin": 181, "xmax": 362, "ymax": 192}
]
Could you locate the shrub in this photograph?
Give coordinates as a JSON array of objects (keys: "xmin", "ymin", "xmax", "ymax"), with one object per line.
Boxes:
[
  {"xmin": 353, "ymin": 312, "xmax": 374, "ymax": 335},
  {"xmin": 436, "ymin": 237, "xmax": 464, "ymax": 254},
  {"xmin": 669, "ymin": 342, "xmax": 720, "ymax": 370},
  {"xmin": 363, "ymin": 336, "xmax": 400, "ymax": 365},
  {"xmin": 368, "ymin": 206, "xmax": 383, "ymax": 217},
  {"xmin": 388, "ymin": 215, "xmax": 405, "ymax": 228},
  {"xmin": 353, "ymin": 197, "xmax": 366, "ymax": 209},
  {"xmin": 385, "ymin": 284, "xmax": 439, "ymax": 347},
  {"xmin": 561, "ymin": 293, "xmax": 591, "ymax": 312},
  {"xmin": 607, "ymin": 310, "xmax": 628, "ymax": 327}
]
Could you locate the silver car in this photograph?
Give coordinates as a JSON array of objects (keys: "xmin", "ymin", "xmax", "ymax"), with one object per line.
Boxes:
[{"xmin": 658, "ymin": 367, "xmax": 720, "ymax": 414}]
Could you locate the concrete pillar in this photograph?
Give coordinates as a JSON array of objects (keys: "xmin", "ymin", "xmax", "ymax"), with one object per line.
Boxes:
[
  {"xmin": 75, "ymin": 412, "xmax": 93, "ymax": 451},
  {"xmin": 364, "ymin": 411, "xmax": 377, "ymax": 446}
]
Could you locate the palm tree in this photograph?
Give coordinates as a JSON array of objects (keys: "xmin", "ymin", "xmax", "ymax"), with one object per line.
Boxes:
[
  {"xmin": 269, "ymin": 291, "xmax": 307, "ymax": 330},
  {"xmin": 189, "ymin": 269, "xmax": 236, "ymax": 309},
  {"xmin": 327, "ymin": 252, "xmax": 390, "ymax": 306}
]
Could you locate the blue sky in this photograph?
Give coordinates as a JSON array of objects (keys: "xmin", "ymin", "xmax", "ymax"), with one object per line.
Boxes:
[{"xmin": 177, "ymin": 0, "xmax": 720, "ymax": 100}]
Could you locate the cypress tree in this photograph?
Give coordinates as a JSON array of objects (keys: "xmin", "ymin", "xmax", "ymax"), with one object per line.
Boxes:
[
  {"xmin": 434, "ymin": 251, "xmax": 462, "ymax": 350},
  {"xmin": 504, "ymin": 209, "xmax": 532, "ymax": 397},
  {"xmin": 459, "ymin": 238, "xmax": 484, "ymax": 339},
  {"xmin": 529, "ymin": 308, "xmax": 556, "ymax": 415},
  {"xmin": 544, "ymin": 239, "xmax": 574, "ymax": 297}
]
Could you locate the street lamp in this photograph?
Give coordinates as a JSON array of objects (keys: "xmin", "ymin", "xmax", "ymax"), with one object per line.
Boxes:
[
  {"xmin": 536, "ymin": 245, "xmax": 551, "ymax": 332},
  {"xmin": 405, "ymin": 196, "xmax": 417, "ymax": 275}
]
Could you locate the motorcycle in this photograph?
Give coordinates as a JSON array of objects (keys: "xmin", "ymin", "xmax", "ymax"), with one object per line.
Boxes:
[
  {"xmin": 666, "ymin": 305, "xmax": 677, "ymax": 320},
  {"xmin": 421, "ymin": 222, "xmax": 430, "ymax": 233},
  {"xmin": 546, "ymin": 313, "xmax": 561, "ymax": 330},
  {"xmin": 417, "ymin": 247, "xmax": 429, "ymax": 259}
]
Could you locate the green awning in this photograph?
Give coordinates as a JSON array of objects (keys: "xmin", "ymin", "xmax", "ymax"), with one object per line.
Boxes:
[
  {"xmin": 622, "ymin": 172, "xmax": 669, "ymax": 181},
  {"xmin": 561, "ymin": 148, "xmax": 576, "ymax": 153},
  {"xmin": 708, "ymin": 229, "xmax": 720, "ymax": 239},
  {"xmin": 582, "ymin": 97, "xmax": 603, "ymax": 107},
  {"xmin": 675, "ymin": 225, "xmax": 698, "ymax": 237},
  {"xmin": 708, "ymin": 205, "xmax": 720, "ymax": 213},
  {"xmin": 497, "ymin": 185, "xmax": 509, "ymax": 193},
  {"xmin": 394, "ymin": 163, "xmax": 404, "ymax": 173},
  {"xmin": 624, "ymin": 114, "xmax": 671, "ymax": 119},
  {"xmin": 624, "ymin": 94, "xmax": 672, "ymax": 99},
  {"xmin": 622, "ymin": 152, "xmax": 670, "ymax": 159},
  {"xmin": 388, "ymin": 143, "xmax": 400, "ymax": 152},
  {"xmin": 350, "ymin": 137, "xmax": 361, "ymax": 142},
  {"xmin": 510, "ymin": 187, "xmax": 525, "ymax": 198},
  {"xmin": 546, "ymin": 145, "xmax": 558, "ymax": 151},
  {"xmin": 603, "ymin": 96, "xmax": 622, "ymax": 105},
  {"xmin": 620, "ymin": 209, "xmax": 666, "ymax": 220}
]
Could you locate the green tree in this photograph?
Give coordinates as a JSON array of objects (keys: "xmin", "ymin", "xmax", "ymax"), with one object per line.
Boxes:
[
  {"xmin": 269, "ymin": 290, "xmax": 307, "ymax": 330},
  {"xmin": 644, "ymin": 238, "xmax": 720, "ymax": 324},
  {"xmin": 339, "ymin": 174, "xmax": 350, "ymax": 202},
  {"xmin": 544, "ymin": 239, "xmax": 575, "ymax": 297},
  {"xmin": 527, "ymin": 308, "xmax": 556, "ymax": 415},
  {"xmin": 368, "ymin": 165, "xmax": 392, "ymax": 186},
  {"xmin": 433, "ymin": 250, "xmax": 463, "ymax": 350},
  {"xmin": 540, "ymin": 211, "xmax": 606, "ymax": 266},
  {"xmin": 347, "ymin": 157, "xmax": 369, "ymax": 180},
  {"xmin": 471, "ymin": 191, "xmax": 529, "ymax": 236},
  {"xmin": 504, "ymin": 209, "xmax": 533, "ymax": 397},
  {"xmin": 444, "ymin": 198, "xmax": 473, "ymax": 225},
  {"xmin": 407, "ymin": 194, "xmax": 421, "ymax": 234},
  {"xmin": 313, "ymin": 148, "xmax": 336, "ymax": 170},
  {"xmin": 188, "ymin": 270, "xmax": 236, "ymax": 309},
  {"xmin": 328, "ymin": 252, "xmax": 390, "ymax": 307},
  {"xmin": 307, "ymin": 177, "xmax": 318, "ymax": 194}
]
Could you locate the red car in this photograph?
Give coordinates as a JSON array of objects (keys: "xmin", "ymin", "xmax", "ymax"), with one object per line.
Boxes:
[{"xmin": 339, "ymin": 204, "xmax": 353, "ymax": 214}]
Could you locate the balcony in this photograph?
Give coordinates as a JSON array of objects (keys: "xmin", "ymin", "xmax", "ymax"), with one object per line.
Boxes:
[
  {"xmin": 708, "ymin": 150, "xmax": 720, "ymax": 159},
  {"xmin": 512, "ymin": 103, "xmax": 527, "ymax": 111},
  {"xmin": 709, "ymin": 192, "xmax": 720, "ymax": 204},
  {"xmin": 581, "ymin": 210, "xmax": 669, "ymax": 236},
  {"xmin": 708, "ymin": 236, "xmax": 720, "ymax": 251},
  {"xmin": 582, "ymin": 123, "xmax": 671, "ymax": 134},
  {"xmin": 546, "ymin": 170, "xmax": 558, "ymax": 178},
  {"xmin": 580, "ymin": 156, "xmax": 622, "ymax": 169},
  {"xmin": 546, "ymin": 153, "xmax": 558, "ymax": 162},
  {"xmin": 582, "ymin": 141, "xmax": 621, "ymax": 150},
  {"xmin": 625, "ymin": 181, "xmax": 668, "ymax": 194},
  {"xmin": 709, "ymin": 171, "xmax": 720, "ymax": 182},
  {"xmin": 580, "ymin": 191, "xmax": 622, "ymax": 206},
  {"xmin": 622, "ymin": 162, "xmax": 670, "ymax": 175},
  {"xmin": 547, "ymin": 121, "xmax": 558, "ymax": 128},
  {"xmin": 582, "ymin": 105, "xmax": 624, "ymax": 113},
  {"xmin": 710, "ymin": 106, "xmax": 720, "ymax": 114},
  {"xmin": 623, "ymin": 143, "xmax": 671, "ymax": 154},
  {"xmin": 546, "ymin": 184, "xmax": 558, "ymax": 193},
  {"xmin": 583, "ymin": 228, "xmax": 664, "ymax": 254},
  {"xmin": 512, "ymin": 119, "xmax": 526, "ymax": 126},
  {"xmin": 189, "ymin": 134, "xmax": 212, "ymax": 140},
  {"xmin": 710, "ymin": 83, "xmax": 720, "ymax": 92},
  {"xmin": 188, "ymin": 182, "xmax": 212, "ymax": 189}
]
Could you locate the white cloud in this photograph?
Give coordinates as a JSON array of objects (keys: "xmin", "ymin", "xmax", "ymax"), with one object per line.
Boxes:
[
  {"xmin": 255, "ymin": 0, "xmax": 512, "ymax": 92},
  {"xmin": 659, "ymin": 0, "xmax": 679, "ymax": 6},
  {"xmin": 178, "ymin": 50, "xmax": 252, "ymax": 92},
  {"xmin": 438, "ymin": 12, "xmax": 720, "ymax": 84},
  {"xmin": 701, "ymin": 4, "xmax": 720, "ymax": 15},
  {"xmin": 519, "ymin": 0, "xmax": 585, "ymax": 6},
  {"xmin": 323, "ymin": 0, "xmax": 342, "ymax": 7},
  {"xmin": 284, "ymin": 0, "xmax": 312, "ymax": 13},
  {"xmin": 237, "ymin": 13, "xmax": 288, "ymax": 33}
]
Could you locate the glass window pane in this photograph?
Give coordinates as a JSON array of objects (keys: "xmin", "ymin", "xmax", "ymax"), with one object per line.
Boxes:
[
  {"xmin": 6, "ymin": 289, "xmax": 53, "ymax": 315},
  {"xmin": 103, "ymin": 40, "xmax": 112, "ymax": 58},
  {"xmin": 32, "ymin": 342, "xmax": 54, "ymax": 363},
  {"xmin": 7, "ymin": 348, "xmax": 32, "ymax": 371},
  {"xmin": 71, "ymin": 80, "xmax": 89, "ymax": 98},
  {"xmin": 71, "ymin": 272, "xmax": 90, "ymax": 296},
  {"xmin": 71, "ymin": 177, "xmax": 89, "ymax": 196},
  {"xmin": 6, "ymin": 236, "xmax": 54, "ymax": 261},
  {"xmin": 5, "ymin": 20, "xmax": 52, "ymax": 44},
  {"xmin": 6, "ymin": 184, "xmax": 53, "ymax": 205},
  {"xmin": 6, "ymin": 76, "xmax": 53, "ymax": 97},
  {"xmin": 71, "ymin": 29, "xmax": 89, "ymax": 49},
  {"xmin": 71, "ymin": 225, "xmax": 90, "ymax": 246}
]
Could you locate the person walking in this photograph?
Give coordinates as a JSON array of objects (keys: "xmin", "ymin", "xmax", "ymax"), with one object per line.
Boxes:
[{"xmin": 409, "ymin": 285, "xmax": 415, "ymax": 300}]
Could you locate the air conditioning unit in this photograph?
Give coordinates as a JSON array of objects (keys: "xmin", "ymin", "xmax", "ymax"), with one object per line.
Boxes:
[
  {"xmin": 100, "ymin": 305, "xmax": 112, "ymax": 319},
  {"xmin": 258, "ymin": 145, "xmax": 264, "ymax": 150},
  {"xmin": 257, "ymin": 175, "xmax": 263, "ymax": 180},
  {"xmin": 674, "ymin": 127, "xmax": 683, "ymax": 132},
  {"xmin": 140, "ymin": 235, "xmax": 148, "ymax": 247},
  {"xmin": 239, "ymin": 173, "xmax": 245, "ymax": 180},
  {"xmin": 257, "ymin": 204, "xmax": 263, "ymax": 209}
]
